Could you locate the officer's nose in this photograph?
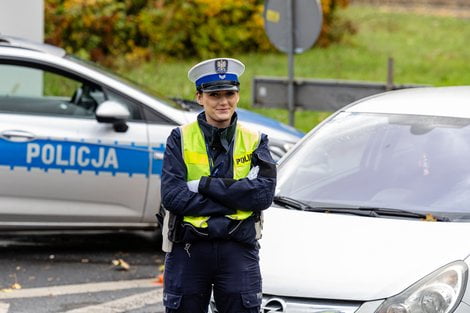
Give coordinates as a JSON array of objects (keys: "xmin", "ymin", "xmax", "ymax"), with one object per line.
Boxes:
[{"xmin": 219, "ymin": 95, "xmax": 230, "ymax": 106}]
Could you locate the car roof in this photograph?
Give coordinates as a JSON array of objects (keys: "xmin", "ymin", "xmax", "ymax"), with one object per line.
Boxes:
[
  {"xmin": 345, "ymin": 86, "xmax": 470, "ymax": 118},
  {"xmin": 0, "ymin": 35, "xmax": 66, "ymax": 57}
]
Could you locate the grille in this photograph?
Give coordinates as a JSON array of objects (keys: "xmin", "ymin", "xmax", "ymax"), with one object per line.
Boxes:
[{"xmin": 261, "ymin": 295, "xmax": 361, "ymax": 313}]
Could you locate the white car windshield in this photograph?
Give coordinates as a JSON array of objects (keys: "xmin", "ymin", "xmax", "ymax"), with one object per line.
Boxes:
[{"xmin": 277, "ymin": 112, "xmax": 470, "ymax": 220}]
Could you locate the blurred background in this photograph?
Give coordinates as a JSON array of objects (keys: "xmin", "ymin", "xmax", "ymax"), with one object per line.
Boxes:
[{"xmin": 6, "ymin": 0, "xmax": 470, "ymax": 132}]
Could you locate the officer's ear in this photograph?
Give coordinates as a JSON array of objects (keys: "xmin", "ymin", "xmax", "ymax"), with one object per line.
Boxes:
[{"xmin": 196, "ymin": 91, "xmax": 204, "ymax": 106}]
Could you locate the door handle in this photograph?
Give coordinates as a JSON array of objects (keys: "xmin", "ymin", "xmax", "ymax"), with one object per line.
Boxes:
[{"xmin": 1, "ymin": 130, "xmax": 36, "ymax": 142}]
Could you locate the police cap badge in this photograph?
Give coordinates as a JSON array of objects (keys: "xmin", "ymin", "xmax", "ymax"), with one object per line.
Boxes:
[{"xmin": 188, "ymin": 58, "xmax": 245, "ymax": 92}]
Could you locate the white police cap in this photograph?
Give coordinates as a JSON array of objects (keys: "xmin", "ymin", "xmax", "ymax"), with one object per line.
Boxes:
[{"xmin": 188, "ymin": 58, "xmax": 245, "ymax": 92}]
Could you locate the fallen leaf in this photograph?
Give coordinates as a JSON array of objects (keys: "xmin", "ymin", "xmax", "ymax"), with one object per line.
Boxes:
[
  {"xmin": 153, "ymin": 273, "xmax": 164, "ymax": 285},
  {"xmin": 424, "ymin": 213, "xmax": 438, "ymax": 222},
  {"xmin": 112, "ymin": 258, "xmax": 130, "ymax": 271}
]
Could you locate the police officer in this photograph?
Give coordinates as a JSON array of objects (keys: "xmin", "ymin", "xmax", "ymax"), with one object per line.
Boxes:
[{"xmin": 159, "ymin": 58, "xmax": 276, "ymax": 313}]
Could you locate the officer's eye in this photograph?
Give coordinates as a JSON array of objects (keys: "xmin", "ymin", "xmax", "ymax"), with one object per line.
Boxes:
[{"xmin": 208, "ymin": 92, "xmax": 220, "ymax": 98}]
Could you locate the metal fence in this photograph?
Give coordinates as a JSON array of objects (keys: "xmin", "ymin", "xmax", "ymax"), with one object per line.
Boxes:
[{"xmin": 252, "ymin": 76, "xmax": 425, "ymax": 112}]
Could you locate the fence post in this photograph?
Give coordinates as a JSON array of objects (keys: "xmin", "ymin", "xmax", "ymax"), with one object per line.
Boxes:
[{"xmin": 386, "ymin": 57, "xmax": 394, "ymax": 91}]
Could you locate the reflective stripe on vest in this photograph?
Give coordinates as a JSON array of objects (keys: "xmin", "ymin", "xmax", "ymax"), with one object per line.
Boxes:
[{"xmin": 181, "ymin": 121, "xmax": 260, "ymax": 228}]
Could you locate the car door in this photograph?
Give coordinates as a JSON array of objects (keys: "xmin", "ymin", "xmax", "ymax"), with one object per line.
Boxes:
[
  {"xmin": 139, "ymin": 102, "xmax": 181, "ymax": 223},
  {"xmin": 0, "ymin": 62, "xmax": 150, "ymax": 225}
]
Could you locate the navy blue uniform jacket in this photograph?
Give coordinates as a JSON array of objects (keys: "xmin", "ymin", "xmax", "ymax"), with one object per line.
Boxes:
[{"xmin": 161, "ymin": 112, "xmax": 277, "ymax": 246}]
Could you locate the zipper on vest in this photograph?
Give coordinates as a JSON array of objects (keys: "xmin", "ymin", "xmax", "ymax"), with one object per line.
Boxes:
[{"xmin": 205, "ymin": 142, "xmax": 214, "ymax": 173}]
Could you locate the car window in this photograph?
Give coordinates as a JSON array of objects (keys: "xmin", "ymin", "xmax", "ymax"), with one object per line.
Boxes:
[
  {"xmin": 278, "ymin": 113, "xmax": 379, "ymax": 198},
  {"xmin": 104, "ymin": 88, "xmax": 143, "ymax": 122},
  {"xmin": 141, "ymin": 105, "xmax": 179, "ymax": 125},
  {"xmin": 277, "ymin": 112, "xmax": 470, "ymax": 217},
  {"xmin": 0, "ymin": 63, "xmax": 142, "ymax": 120},
  {"xmin": 66, "ymin": 55, "xmax": 181, "ymax": 110}
]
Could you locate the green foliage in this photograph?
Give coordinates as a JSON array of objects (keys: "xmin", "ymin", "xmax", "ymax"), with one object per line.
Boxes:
[
  {"xmin": 318, "ymin": 0, "xmax": 356, "ymax": 47},
  {"xmin": 121, "ymin": 4, "xmax": 470, "ymax": 132},
  {"xmin": 134, "ymin": 0, "xmax": 269, "ymax": 60},
  {"xmin": 45, "ymin": 0, "xmax": 144, "ymax": 66},
  {"xmin": 45, "ymin": 0, "xmax": 352, "ymax": 67}
]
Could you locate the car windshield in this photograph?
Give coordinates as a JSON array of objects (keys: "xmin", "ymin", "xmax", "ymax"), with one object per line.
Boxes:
[
  {"xmin": 277, "ymin": 112, "xmax": 470, "ymax": 221},
  {"xmin": 65, "ymin": 55, "xmax": 181, "ymax": 109}
]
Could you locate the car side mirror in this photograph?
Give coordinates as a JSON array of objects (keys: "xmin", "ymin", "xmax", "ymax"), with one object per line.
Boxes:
[{"xmin": 95, "ymin": 100, "xmax": 130, "ymax": 132}]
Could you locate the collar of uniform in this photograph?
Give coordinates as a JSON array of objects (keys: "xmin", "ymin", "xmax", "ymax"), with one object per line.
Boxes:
[{"xmin": 197, "ymin": 111, "xmax": 238, "ymax": 152}]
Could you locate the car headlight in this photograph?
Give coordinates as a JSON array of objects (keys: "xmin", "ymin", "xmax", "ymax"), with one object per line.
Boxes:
[{"xmin": 376, "ymin": 261, "xmax": 468, "ymax": 313}]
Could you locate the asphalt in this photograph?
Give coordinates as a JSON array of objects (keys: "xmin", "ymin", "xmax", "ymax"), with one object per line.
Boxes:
[{"xmin": 0, "ymin": 231, "xmax": 165, "ymax": 313}]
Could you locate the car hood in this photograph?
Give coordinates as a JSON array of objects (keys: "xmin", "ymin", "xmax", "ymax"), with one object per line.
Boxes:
[
  {"xmin": 260, "ymin": 207, "xmax": 470, "ymax": 301},
  {"xmin": 182, "ymin": 109, "xmax": 303, "ymax": 143}
]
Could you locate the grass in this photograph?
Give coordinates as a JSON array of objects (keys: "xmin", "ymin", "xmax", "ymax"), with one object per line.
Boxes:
[{"xmin": 117, "ymin": 5, "xmax": 470, "ymax": 133}]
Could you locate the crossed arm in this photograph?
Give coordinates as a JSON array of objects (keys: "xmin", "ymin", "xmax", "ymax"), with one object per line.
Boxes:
[{"xmin": 161, "ymin": 128, "xmax": 276, "ymax": 217}]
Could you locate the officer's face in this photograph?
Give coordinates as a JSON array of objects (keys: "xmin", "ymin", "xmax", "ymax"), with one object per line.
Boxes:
[{"xmin": 197, "ymin": 90, "xmax": 239, "ymax": 128}]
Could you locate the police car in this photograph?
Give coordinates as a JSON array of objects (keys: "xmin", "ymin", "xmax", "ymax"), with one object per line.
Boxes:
[
  {"xmin": 0, "ymin": 36, "xmax": 302, "ymax": 232},
  {"xmin": 258, "ymin": 87, "xmax": 470, "ymax": 313}
]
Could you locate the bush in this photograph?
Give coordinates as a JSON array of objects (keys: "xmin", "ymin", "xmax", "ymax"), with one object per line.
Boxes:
[
  {"xmin": 136, "ymin": 0, "xmax": 271, "ymax": 60},
  {"xmin": 45, "ymin": 0, "xmax": 353, "ymax": 67},
  {"xmin": 45, "ymin": 0, "xmax": 145, "ymax": 66},
  {"xmin": 318, "ymin": 0, "xmax": 356, "ymax": 47}
]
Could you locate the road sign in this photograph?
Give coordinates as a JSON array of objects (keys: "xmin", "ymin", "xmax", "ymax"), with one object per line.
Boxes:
[
  {"xmin": 263, "ymin": 0, "xmax": 323, "ymax": 126},
  {"xmin": 264, "ymin": 0, "xmax": 323, "ymax": 54}
]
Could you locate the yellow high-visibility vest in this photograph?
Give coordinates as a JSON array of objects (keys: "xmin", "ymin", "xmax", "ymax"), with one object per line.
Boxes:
[{"xmin": 180, "ymin": 121, "xmax": 260, "ymax": 228}]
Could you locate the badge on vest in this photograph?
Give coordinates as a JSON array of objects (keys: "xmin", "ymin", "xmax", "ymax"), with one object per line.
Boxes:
[{"xmin": 235, "ymin": 153, "xmax": 252, "ymax": 165}]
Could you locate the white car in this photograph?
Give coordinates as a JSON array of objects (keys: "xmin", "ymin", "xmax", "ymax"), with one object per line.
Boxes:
[
  {"xmin": 261, "ymin": 86, "xmax": 470, "ymax": 313},
  {"xmin": 0, "ymin": 35, "xmax": 302, "ymax": 231}
]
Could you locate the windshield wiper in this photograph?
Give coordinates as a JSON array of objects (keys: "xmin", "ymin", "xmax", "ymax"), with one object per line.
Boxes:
[
  {"xmin": 273, "ymin": 196, "xmax": 311, "ymax": 211},
  {"xmin": 273, "ymin": 196, "xmax": 376, "ymax": 217},
  {"xmin": 355, "ymin": 207, "xmax": 450, "ymax": 222},
  {"xmin": 273, "ymin": 196, "xmax": 450, "ymax": 221}
]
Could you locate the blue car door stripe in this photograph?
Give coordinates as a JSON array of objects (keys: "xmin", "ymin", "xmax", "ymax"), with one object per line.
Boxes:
[{"xmin": 0, "ymin": 138, "xmax": 166, "ymax": 177}]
